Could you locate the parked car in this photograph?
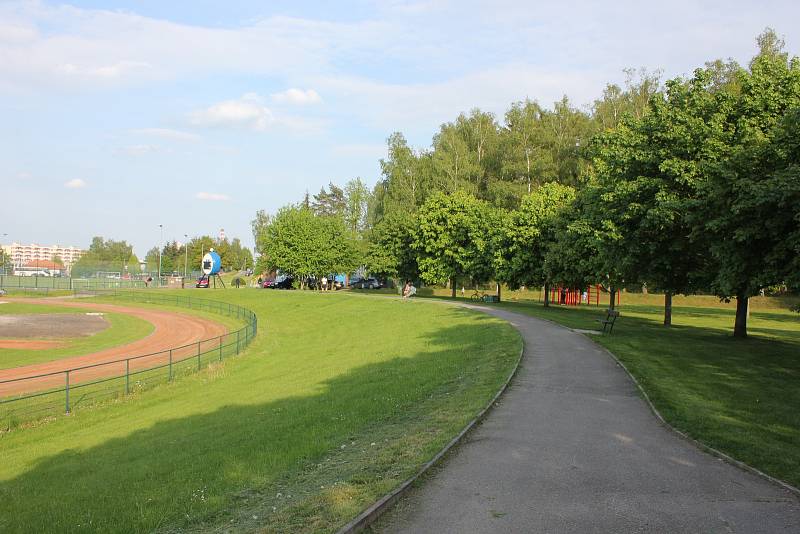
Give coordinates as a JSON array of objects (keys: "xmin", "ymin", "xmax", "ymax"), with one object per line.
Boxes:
[
  {"xmin": 264, "ymin": 276, "xmax": 294, "ymax": 289},
  {"xmin": 274, "ymin": 276, "xmax": 294, "ymax": 289},
  {"xmin": 353, "ymin": 277, "xmax": 382, "ymax": 289},
  {"xmin": 0, "ymin": 289, "xmax": 6, "ymax": 297},
  {"xmin": 196, "ymin": 277, "xmax": 209, "ymax": 288}
]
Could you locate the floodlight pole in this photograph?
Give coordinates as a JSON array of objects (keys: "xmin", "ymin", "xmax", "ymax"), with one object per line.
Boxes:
[
  {"xmin": 158, "ymin": 224, "xmax": 163, "ymax": 287},
  {"xmin": 184, "ymin": 234, "xmax": 189, "ymax": 280}
]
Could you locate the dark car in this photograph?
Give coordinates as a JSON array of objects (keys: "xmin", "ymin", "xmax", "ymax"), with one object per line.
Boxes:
[
  {"xmin": 275, "ymin": 276, "xmax": 295, "ymax": 289},
  {"xmin": 353, "ymin": 277, "xmax": 382, "ymax": 289},
  {"xmin": 196, "ymin": 277, "xmax": 209, "ymax": 288},
  {"xmin": 264, "ymin": 276, "xmax": 294, "ymax": 289}
]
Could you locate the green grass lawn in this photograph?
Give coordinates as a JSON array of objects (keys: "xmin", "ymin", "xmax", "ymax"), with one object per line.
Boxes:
[
  {"xmin": 441, "ymin": 294, "xmax": 799, "ymax": 489},
  {"xmin": 0, "ymin": 290, "xmax": 520, "ymax": 533},
  {"xmin": 0, "ymin": 303, "xmax": 154, "ymax": 369}
]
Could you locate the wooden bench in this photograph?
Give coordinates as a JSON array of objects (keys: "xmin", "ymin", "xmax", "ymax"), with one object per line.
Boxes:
[{"xmin": 596, "ymin": 309, "xmax": 620, "ymax": 333}]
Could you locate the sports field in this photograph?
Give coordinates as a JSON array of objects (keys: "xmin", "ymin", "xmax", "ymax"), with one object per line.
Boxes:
[
  {"xmin": 0, "ymin": 290, "xmax": 520, "ymax": 533},
  {"xmin": 0, "ymin": 301, "xmax": 153, "ymax": 369}
]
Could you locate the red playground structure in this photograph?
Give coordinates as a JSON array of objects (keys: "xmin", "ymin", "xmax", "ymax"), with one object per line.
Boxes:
[{"xmin": 548, "ymin": 284, "xmax": 620, "ymax": 306}]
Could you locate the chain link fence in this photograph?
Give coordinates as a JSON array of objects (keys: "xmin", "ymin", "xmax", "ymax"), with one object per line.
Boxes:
[
  {"xmin": 0, "ymin": 290, "xmax": 258, "ymax": 429},
  {"xmin": 0, "ymin": 275, "xmax": 174, "ymax": 291}
]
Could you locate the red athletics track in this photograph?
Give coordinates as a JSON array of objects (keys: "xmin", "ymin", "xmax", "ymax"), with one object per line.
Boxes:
[{"xmin": 0, "ymin": 298, "xmax": 228, "ymax": 397}]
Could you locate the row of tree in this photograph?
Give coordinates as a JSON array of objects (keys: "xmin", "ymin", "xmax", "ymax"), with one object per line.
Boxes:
[
  {"xmin": 254, "ymin": 30, "xmax": 799, "ymax": 337},
  {"xmin": 144, "ymin": 236, "xmax": 253, "ymax": 275},
  {"xmin": 71, "ymin": 237, "xmax": 139, "ymax": 277}
]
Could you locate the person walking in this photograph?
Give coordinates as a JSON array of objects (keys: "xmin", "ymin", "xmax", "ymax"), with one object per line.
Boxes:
[{"xmin": 321, "ymin": 275, "xmax": 328, "ymax": 291}]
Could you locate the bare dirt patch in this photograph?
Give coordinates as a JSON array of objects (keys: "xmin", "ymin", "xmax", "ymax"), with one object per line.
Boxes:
[{"xmin": 0, "ymin": 313, "xmax": 109, "ymax": 339}]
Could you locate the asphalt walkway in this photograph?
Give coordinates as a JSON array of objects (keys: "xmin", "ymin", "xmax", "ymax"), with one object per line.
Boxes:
[{"xmin": 381, "ymin": 306, "xmax": 800, "ymax": 533}]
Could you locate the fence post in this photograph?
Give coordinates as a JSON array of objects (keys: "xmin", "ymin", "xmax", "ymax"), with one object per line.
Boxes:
[
  {"xmin": 236, "ymin": 330, "xmax": 240, "ymax": 354},
  {"xmin": 125, "ymin": 359, "xmax": 130, "ymax": 394},
  {"xmin": 65, "ymin": 371, "xmax": 70, "ymax": 414},
  {"xmin": 197, "ymin": 342, "xmax": 202, "ymax": 371},
  {"xmin": 169, "ymin": 349, "xmax": 173, "ymax": 381},
  {"xmin": 219, "ymin": 335, "xmax": 223, "ymax": 361}
]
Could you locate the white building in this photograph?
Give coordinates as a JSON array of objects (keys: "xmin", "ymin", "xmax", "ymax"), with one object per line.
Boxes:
[{"xmin": 2, "ymin": 242, "xmax": 86, "ymax": 270}]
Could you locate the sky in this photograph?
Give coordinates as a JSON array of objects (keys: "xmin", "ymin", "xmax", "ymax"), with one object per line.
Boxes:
[{"xmin": 2, "ymin": 0, "xmax": 799, "ymax": 258}]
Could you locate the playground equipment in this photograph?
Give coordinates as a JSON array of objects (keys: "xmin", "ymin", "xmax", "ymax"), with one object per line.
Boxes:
[{"xmin": 548, "ymin": 284, "xmax": 620, "ymax": 306}]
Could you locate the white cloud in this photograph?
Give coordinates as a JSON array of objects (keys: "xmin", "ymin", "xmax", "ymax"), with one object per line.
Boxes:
[
  {"xmin": 188, "ymin": 93, "xmax": 274, "ymax": 131},
  {"xmin": 196, "ymin": 192, "xmax": 230, "ymax": 201},
  {"xmin": 64, "ymin": 178, "xmax": 86, "ymax": 189},
  {"xmin": 271, "ymin": 88, "xmax": 322, "ymax": 105},
  {"xmin": 131, "ymin": 128, "xmax": 200, "ymax": 141}
]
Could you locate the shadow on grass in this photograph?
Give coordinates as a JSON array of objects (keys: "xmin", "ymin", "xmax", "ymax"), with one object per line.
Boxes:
[{"xmin": 0, "ymin": 317, "xmax": 517, "ymax": 534}]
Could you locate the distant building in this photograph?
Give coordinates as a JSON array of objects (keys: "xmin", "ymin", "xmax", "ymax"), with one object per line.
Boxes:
[
  {"xmin": 16, "ymin": 260, "xmax": 65, "ymax": 276},
  {"xmin": 218, "ymin": 228, "xmax": 226, "ymax": 241},
  {"xmin": 2, "ymin": 242, "xmax": 85, "ymax": 271}
]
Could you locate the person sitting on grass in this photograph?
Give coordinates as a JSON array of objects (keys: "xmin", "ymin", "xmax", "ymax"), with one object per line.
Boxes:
[{"xmin": 402, "ymin": 281, "xmax": 417, "ymax": 300}]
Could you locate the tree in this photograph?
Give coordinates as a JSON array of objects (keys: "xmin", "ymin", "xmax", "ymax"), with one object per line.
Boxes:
[
  {"xmin": 71, "ymin": 237, "xmax": 136, "ymax": 277},
  {"xmin": 593, "ymin": 67, "xmax": 662, "ymax": 131},
  {"xmin": 494, "ymin": 183, "xmax": 576, "ymax": 306},
  {"xmin": 692, "ymin": 29, "xmax": 800, "ymax": 337},
  {"xmin": 51, "ymin": 255, "xmax": 64, "ymax": 266},
  {"xmin": 543, "ymin": 184, "xmax": 627, "ymax": 309},
  {"xmin": 251, "ymin": 210, "xmax": 270, "ymax": 244},
  {"xmin": 414, "ymin": 191, "xmax": 497, "ymax": 297},
  {"xmin": 144, "ymin": 247, "xmax": 160, "ymax": 274},
  {"xmin": 258, "ymin": 205, "xmax": 360, "ymax": 287},
  {"xmin": 501, "ymin": 99, "xmax": 553, "ymax": 194},
  {"xmin": 589, "ymin": 82, "xmax": 718, "ymax": 325},
  {"xmin": 312, "ymin": 182, "xmax": 346, "ymax": 218},
  {"xmin": 431, "ymin": 122, "xmax": 482, "ymax": 194},
  {"xmin": 343, "ymin": 177, "xmax": 371, "ymax": 236},
  {"xmin": 365, "ymin": 211, "xmax": 419, "ymax": 282}
]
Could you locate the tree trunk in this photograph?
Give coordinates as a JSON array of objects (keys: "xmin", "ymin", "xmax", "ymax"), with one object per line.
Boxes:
[
  {"xmin": 496, "ymin": 283, "xmax": 501, "ymax": 302},
  {"xmin": 451, "ymin": 278, "xmax": 456, "ymax": 299},
  {"xmin": 734, "ymin": 295, "xmax": 749, "ymax": 338},
  {"xmin": 609, "ymin": 287, "xmax": 616, "ymax": 310},
  {"xmin": 543, "ymin": 283, "xmax": 550, "ymax": 307},
  {"xmin": 663, "ymin": 291, "xmax": 672, "ymax": 326}
]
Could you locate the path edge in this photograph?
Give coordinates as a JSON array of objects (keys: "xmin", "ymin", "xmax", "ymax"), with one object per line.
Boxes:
[
  {"xmin": 589, "ymin": 335, "xmax": 800, "ymax": 498},
  {"xmin": 335, "ymin": 322, "xmax": 525, "ymax": 534},
  {"xmin": 502, "ymin": 307, "xmax": 800, "ymax": 499}
]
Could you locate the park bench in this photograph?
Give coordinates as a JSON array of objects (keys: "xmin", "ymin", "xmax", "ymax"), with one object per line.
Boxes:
[{"xmin": 596, "ymin": 309, "xmax": 620, "ymax": 333}]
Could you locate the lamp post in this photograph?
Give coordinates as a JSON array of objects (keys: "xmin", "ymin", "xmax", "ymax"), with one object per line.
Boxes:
[
  {"xmin": 158, "ymin": 224, "xmax": 163, "ymax": 287},
  {"xmin": 1, "ymin": 233, "xmax": 6, "ymax": 275},
  {"xmin": 183, "ymin": 234, "xmax": 189, "ymax": 280}
]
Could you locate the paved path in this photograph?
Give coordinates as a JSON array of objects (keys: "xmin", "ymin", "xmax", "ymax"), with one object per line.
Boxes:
[{"xmin": 381, "ymin": 306, "xmax": 800, "ymax": 533}]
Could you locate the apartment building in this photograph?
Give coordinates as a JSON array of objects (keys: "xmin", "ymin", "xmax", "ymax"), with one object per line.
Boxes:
[{"xmin": 2, "ymin": 242, "xmax": 86, "ymax": 269}]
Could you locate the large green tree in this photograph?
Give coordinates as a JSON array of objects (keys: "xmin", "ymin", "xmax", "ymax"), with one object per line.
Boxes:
[
  {"xmin": 364, "ymin": 211, "xmax": 419, "ymax": 282},
  {"xmin": 691, "ymin": 29, "xmax": 800, "ymax": 337},
  {"xmin": 414, "ymin": 191, "xmax": 497, "ymax": 297},
  {"xmin": 257, "ymin": 205, "xmax": 360, "ymax": 287},
  {"xmin": 493, "ymin": 183, "xmax": 576, "ymax": 305}
]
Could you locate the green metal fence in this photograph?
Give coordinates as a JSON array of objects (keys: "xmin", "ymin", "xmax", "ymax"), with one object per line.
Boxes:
[
  {"xmin": 0, "ymin": 275, "xmax": 170, "ymax": 290},
  {"xmin": 0, "ymin": 290, "xmax": 258, "ymax": 429}
]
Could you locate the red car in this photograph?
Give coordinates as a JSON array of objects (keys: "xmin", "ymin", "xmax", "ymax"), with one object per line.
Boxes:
[{"xmin": 196, "ymin": 277, "xmax": 209, "ymax": 288}]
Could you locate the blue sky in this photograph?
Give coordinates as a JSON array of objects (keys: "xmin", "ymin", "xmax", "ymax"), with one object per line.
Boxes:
[{"xmin": 2, "ymin": 0, "xmax": 799, "ymax": 257}]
